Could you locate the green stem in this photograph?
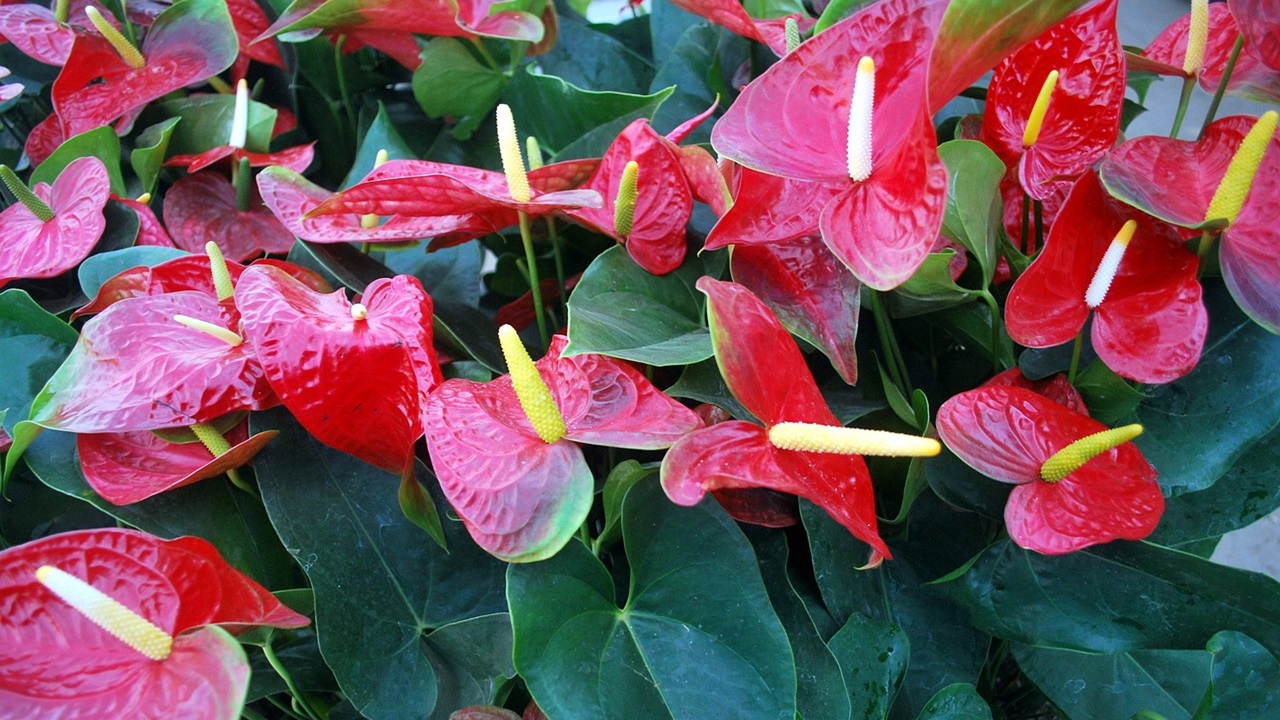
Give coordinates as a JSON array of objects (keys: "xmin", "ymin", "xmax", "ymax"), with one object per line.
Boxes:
[
  {"xmin": 1134, "ymin": 712, "xmax": 1171, "ymax": 720},
  {"xmin": 1170, "ymin": 75, "xmax": 1195, "ymax": 138},
  {"xmin": 868, "ymin": 290, "xmax": 911, "ymax": 395},
  {"xmin": 0, "ymin": 166, "xmax": 54, "ymax": 221},
  {"xmin": 118, "ymin": 0, "xmax": 138, "ymax": 48},
  {"xmin": 468, "ymin": 36, "xmax": 501, "ymax": 72},
  {"xmin": 1067, "ymin": 331, "xmax": 1084, "ymax": 384},
  {"xmin": 264, "ymin": 695, "xmax": 307, "ymax": 720},
  {"xmin": 980, "ymin": 290, "xmax": 1005, "ymax": 373},
  {"xmin": 1196, "ymin": 229, "xmax": 1217, "ymax": 279},
  {"xmin": 1032, "ymin": 199, "xmax": 1044, "ymax": 255},
  {"xmin": 517, "ymin": 211, "xmax": 549, "ymax": 348},
  {"xmin": 1020, "ymin": 191, "xmax": 1031, "ymax": 254},
  {"xmin": 547, "ymin": 218, "xmax": 568, "ymax": 310},
  {"xmin": 54, "ymin": 0, "xmax": 70, "ymax": 24},
  {"xmin": 333, "ymin": 35, "xmax": 358, "ymax": 136},
  {"xmin": 1199, "ymin": 35, "xmax": 1244, "ymax": 138},
  {"xmin": 263, "ymin": 639, "xmax": 324, "ymax": 720},
  {"xmin": 234, "ymin": 157, "xmax": 252, "ymax": 213}
]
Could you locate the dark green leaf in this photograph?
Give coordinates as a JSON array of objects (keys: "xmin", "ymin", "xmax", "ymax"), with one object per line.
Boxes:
[
  {"xmin": 648, "ymin": 23, "xmax": 745, "ymax": 143},
  {"xmin": 412, "ymin": 39, "xmax": 507, "ymax": 141},
  {"xmin": 889, "ymin": 251, "xmax": 979, "ymax": 319},
  {"xmin": 937, "ymin": 140, "xmax": 1005, "ymax": 285},
  {"xmin": 565, "ymin": 246, "xmax": 711, "ymax": 366},
  {"xmin": 912, "ymin": 684, "xmax": 992, "ymax": 720},
  {"xmin": 0, "ymin": 290, "xmax": 78, "ymax": 438},
  {"xmin": 383, "ymin": 241, "xmax": 484, "ymax": 308},
  {"xmin": 32, "ymin": 126, "xmax": 126, "ymax": 196},
  {"xmin": 344, "ymin": 103, "xmax": 418, "ymax": 188},
  {"xmin": 815, "ymin": 0, "xmax": 879, "ymax": 33},
  {"xmin": 508, "ymin": 481, "xmax": 796, "ymax": 720},
  {"xmin": 828, "ymin": 613, "xmax": 909, "ymax": 720},
  {"xmin": 1203, "ymin": 631, "xmax": 1280, "ymax": 718},
  {"xmin": 596, "ymin": 460, "xmax": 657, "ymax": 552},
  {"xmin": 1075, "ymin": 359, "xmax": 1146, "ymax": 425},
  {"xmin": 247, "ymin": 634, "xmax": 339, "ymax": 702},
  {"xmin": 541, "ymin": 14, "xmax": 654, "ymax": 94},
  {"xmin": 424, "ymin": 614, "xmax": 518, "ymax": 720},
  {"xmin": 666, "ymin": 358, "xmax": 755, "ymax": 421},
  {"xmin": 159, "ymin": 93, "xmax": 277, "ymax": 155},
  {"xmin": 131, "ymin": 117, "xmax": 181, "ymax": 196}
]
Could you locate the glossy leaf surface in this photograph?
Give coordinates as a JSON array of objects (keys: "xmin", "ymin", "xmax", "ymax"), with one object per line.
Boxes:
[
  {"xmin": 0, "ymin": 156, "xmax": 110, "ymax": 287},
  {"xmin": 1012, "ymin": 644, "xmax": 1209, "ymax": 720}
]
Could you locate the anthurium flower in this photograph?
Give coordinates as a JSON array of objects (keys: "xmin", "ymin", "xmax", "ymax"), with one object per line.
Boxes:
[
  {"xmin": 166, "ymin": 80, "xmax": 315, "ymax": 175},
  {"xmin": 1099, "ymin": 113, "xmax": 1280, "ymax": 333},
  {"xmin": 0, "ymin": 2, "xmax": 77, "ymax": 65},
  {"xmin": 423, "ymin": 327, "xmax": 701, "ymax": 562},
  {"xmin": 51, "ymin": 0, "xmax": 238, "ymax": 138},
  {"xmin": 0, "ymin": 156, "xmax": 110, "ymax": 288},
  {"xmin": 0, "ymin": 528, "xmax": 308, "ymax": 718},
  {"xmin": 1137, "ymin": 1, "xmax": 1280, "ymax": 104},
  {"xmin": 79, "ymin": 420, "xmax": 277, "ymax": 505},
  {"xmin": 262, "ymin": 0, "xmax": 543, "ymax": 51},
  {"xmin": 982, "ymin": 368, "xmax": 1087, "ymax": 416},
  {"xmin": 114, "ymin": 195, "xmax": 177, "ymax": 248},
  {"xmin": 705, "ymin": 166, "xmax": 842, "ymax": 250},
  {"xmin": 164, "ymin": 170, "xmax": 297, "ymax": 261},
  {"xmin": 236, "ymin": 265, "xmax": 442, "ymax": 476},
  {"xmin": 1231, "ymin": 0, "xmax": 1280, "ymax": 71},
  {"xmin": 711, "ymin": 0, "xmax": 948, "ymax": 290},
  {"xmin": 937, "ymin": 385, "xmax": 1164, "ymax": 555},
  {"xmin": 662, "ymin": 279, "xmax": 941, "ymax": 566},
  {"xmin": 1006, "ymin": 171, "xmax": 1207, "ymax": 383},
  {"xmin": 225, "ymin": 0, "xmax": 286, "ymax": 80},
  {"xmin": 669, "ymin": 0, "xmax": 814, "ymax": 56}
]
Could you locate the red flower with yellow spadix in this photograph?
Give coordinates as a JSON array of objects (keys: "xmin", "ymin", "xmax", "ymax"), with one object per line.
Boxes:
[
  {"xmin": 937, "ymin": 385, "xmax": 1164, "ymax": 555},
  {"xmin": 423, "ymin": 326, "xmax": 701, "ymax": 562},
  {"xmin": 1099, "ymin": 112, "xmax": 1280, "ymax": 333},
  {"xmin": 668, "ymin": 0, "xmax": 814, "ymax": 56},
  {"xmin": 0, "ymin": 528, "xmax": 308, "ymax": 719},
  {"xmin": 1005, "ymin": 170, "xmax": 1207, "ymax": 383},
  {"xmin": 660, "ymin": 279, "xmax": 941, "ymax": 567},
  {"xmin": 710, "ymin": 0, "xmax": 947, "ymax": 291}
]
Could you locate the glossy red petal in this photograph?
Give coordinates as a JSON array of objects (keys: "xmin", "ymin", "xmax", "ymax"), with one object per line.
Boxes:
[
  {"xmin": 999, "ymin": 170, "xmax": 1070, "ymax": 253},
  {"xmin": 74, "ymin": 255, "xmax": 249, "ymax": 320},
  {"xmin": 698, "ymin": 277, "xmax": 834, "ymax": 427},
  {"xmin": 1005, "ymin": 457, "xmax": 1163, "ymax": 555},
  {"xmin": 982, "ymin": 0, "xmax": 1123, "ymax": 197},
  {"xmin": 164, "ymin": 171, "xmax": 296, "ymax": 261},
  {"xmin": 115, "ymin": 197, "xmax": 176, "ymax": 248},
  {"xmin": 669, "ymin": 0, "xmax": 812, "ymax": 56},
  {"xmin": 541, "ymin": 336, "xmax": 701, "ymax": 449},
  {"xmin": 731, "ymin": 235, "xmax": 861, "ymax": 385},
  {"xmin": 936, "ymin": 386, "xmax": 1065, "ymax": 486},
  {"xmin": 1141, "ymin": 3, "xmax": 1242, "ymax": 81},
  {"xmin": 264, "ymin": 0, "xmax": 542, "ymax": 43},
  {"xmin": 1231, "ymin": 0, "xmax": 1280, "ymax": 70},
  {"xmin": 981, "ymin": 368, "xmax": 1087, "ymax": 415},
  {"xmin": 423, "ymin": 380, "xmax": 592, "ymax": 562},
  {"xmin": 227, "ymin": 0, "xmax": 285, "ymax": 69},
  {"xmin": 0, "ymin": 156, "xmax": 110, "ymax": 287},
  {"xmin": 818, "ymin": 113, "xmax": 948, "ymax": 291},
  {"xmin": 1098, "ymin": 115, "xmax": 1252, "ymax": 228},
  {"xmin": 773, "ymin": 442, "xmax": 888, "ymax": 559},
  {"xmin": 1220, "ymin": 135, "xmax": 1280, "ymax": 333},
  {"xmin": 704, "ymin": 168, "xmax": 838, "ymax": 250},
  {"xmin": 23, "ymin": 113, "xmax": 67, "ymax": 166},
  {"xmin": 237, "ymin": 267, "xmax": 436, "ymax": 474},
  {"xmin": 711, "ymin": 0, "xmax": 943, "ymax": 182},
  {"xmin": 0, "ymin": 4, "xmax": 74, "ymax": 65},
  {"xmin": 79, "ymin": 425, "xmax": 277, "ymax": 506},
  {"xmin": 31, "ymin": 292, "xmax": 275, "ymax": 432},
  {"xmin": 674, "ymin": 145, "xmax": 730, "ymax": 216}
]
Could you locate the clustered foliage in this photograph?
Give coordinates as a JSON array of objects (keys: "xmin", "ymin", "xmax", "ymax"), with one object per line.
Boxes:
[{"xmin": 1, "ymin": 0, "xmax": 1279, "ymax": 718}]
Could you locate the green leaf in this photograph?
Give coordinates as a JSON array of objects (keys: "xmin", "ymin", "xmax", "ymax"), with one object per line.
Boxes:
[
  {"xmin": 503, "ymin": 68, "xmax": 673, "ymax": 158},
  {"xmin": 565, "ymin": 246, "xmax": 711, "ymax": 366},
  {"xmin": 131, "ymin": 117, "xmax": 181, "ymax": 196},
  {"xmin": 912, "ymin": 684, "xmax": 992, "ymax": 720},
  {"xmin": 540, "ymin": 13, "xmax": 654, "ymax": 95},
  {"xmin": 1013, "ymin": 644, "xmax": 1210, "ymax": 720},
  {"xmin": 889, "ymin": 251, "xmax": 979, "ymax": 318},
  {"xmin": 1075, "ymin": 359, "xmax": 1146, "ymax": 425},
  {"xmin": 383, "ymin": 241, "xmax": 485, "ymax": 308},
  {"xmin": 936, "ymin": 140, "xmax": 1005, "ymax": 285},
  {"xmin": 595, "ymin": 460, "xmax": 657, "ymax": 553},
  {"xmin": 77, "ymin": 246, "xmax": 188, "ymax": 299},
  {"xmin": 828, "ymin": 613, "xmax": 909, "ymax": 720},
  {"xmin": 1130, "ymin": 284, "xmax": 1280, "ymax": 494},
  {"xmin": 32, "ymin": 126, "xmax": 126, "ymax": 196},
  {"xmin": 815, "ymin": 0, "xmax": 878, "ymax": 34},
  {"xmin": 159, "ymin": 93, "xmax": 277, "ymax": 155},
  {"xmin": 647, "ymin": 23, "xmax": 745, "ymax": 143},
  {"xmin": 412, "ymin": 38, "xmax": 508, "ymax": 141},
  {"xmin": 399, "ymin": 470, "xmax": 447, "ymax": 551},
  {"xmin": 343, "ymin": 103, "xmax": 418, "ymax": 188},
  {"xmin": 936, "ymin": 539, "xmax": 1280, "ymax": 655},
  {"xmin": 252, "ymin": 408, "xmax": 509, "ymax": 720},
  {"xmin": 1202, "ymin": 631, "xmax": 1280, "ymax": 718},
  {"xmin": 424, "ymin": 614, "xmax": 518, "ymax": 720},
  {"xmin": 665, "ymin": 359, "xmax": 755, "ymax": 421},
  {"xmin": 508, "ymin": 481, "xmax": 796, "ymax": 720}
]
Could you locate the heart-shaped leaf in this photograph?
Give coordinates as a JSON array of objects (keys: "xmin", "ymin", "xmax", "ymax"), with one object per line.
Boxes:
[{"xmin": 1012, "ymin": 643, "xmax": 1207, "ymax": 720}]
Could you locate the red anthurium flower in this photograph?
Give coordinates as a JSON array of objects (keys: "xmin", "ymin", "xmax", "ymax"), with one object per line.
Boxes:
[
  {"xmin": 30, "ymin": 290, "xmax": 276, "ymax": 433},
  {"xmin": 1231, "ymin": 0, "xmax": 1280, "ymax": 71},
  {"xmin": 662, "ymin": 279, "xmax": 941, "ymax": 566},
  {"xmin": 690, "ymin": 403, "xmax": 802, "ymax": 529},
  {"xmin": 0, "ymin": 156, "xmax": 110, "ymax": 288},
  {"xmin": 164, "ymin": 171, "xmax": 297, "ymax": 261},
  {"xmin": 79, "ymin": 420, "xmax": 277, "ymax": 505},
  {"xmin": 982, "ymin": 367, "xmax": 1087, "ymax": 416},
  {"xmin": 1137, "ymin": 1, "xmax": 1280, "ymax": 104},
  {"xmin": 236, "ymin": 266, "xmax": 442, "ymax": 476},
  {"xmin": 711, "ymin": 0, "xmax": 948, "ymax": 290},
  {"xmin": 424, "ymin": 328, "xmax": 701, "ymax": 562},
  {"xmin": 262, "ymin": 0, "xmax": 543, "ymax": 53},
  {"xmin": 1006, "ymin": 171, "xmax": 1207, "ymax": 383},
  {"xmin": 1099, "ymin": 113, "xmax": 1280, "ymax": 333},
  {"xmin": 51, "ymin": 0, "xmax": 238, "ymax": 138},
  {"xmin": 0, "ymin": 2, "xmax": 82, "ymax": 65},
  {"xmin": 0, "ymin": 528, "xmax": 308, "ymax": 719},
  {"xmin": 937, "ymin": 385, "xmax": 1164, "ymax": 555},
  {"xmin": 167, "ymin": 143, "xmax": 315, "ymax": 176},
  {"xmin": 669, "ymin": 0, "xmax": 814, "ymax": 56},
  {"xmin": 730, "ymin": 233, "xmax": 861, "ymax": 385},
  {"xmin": 114, "ymin": 195, "xmax": 177, "ymax": 248},
  {"xmin": 226, "ymin": 0, "xmax": 286, "ymax": 80},
  {"xmin": 705, "ymin": 166, "xmax": 843, "ymax": 250}
]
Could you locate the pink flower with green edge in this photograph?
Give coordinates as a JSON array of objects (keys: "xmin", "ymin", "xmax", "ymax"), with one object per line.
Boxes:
[
  {"xmin": 1135, "ymin": 1, "xmax": 1280, "ymax": 105},
  {"xmin": 669, "ymin": 0, "xmax": 814, "ymax": 56},
  {"xmin": 0, "ymin": 528, "xmax": 308, "ymax": 719},
  {"xmin": 0, "ymin": 156, "xmax": 110, "ymax": 288},
  {"xmin": 710, "ymin": 0, "xmax": 948, "ymax": 290},
  {"xmin": 424, "ymin": 328, "xmax": 702, "ymax": 562},
  {"xmin": 937, "ymin": 385, "xmax": 1164, "ymax": 555},
  {"xmin": 661, "ymin": 278, "xmax": 941, "ymax": 567}
]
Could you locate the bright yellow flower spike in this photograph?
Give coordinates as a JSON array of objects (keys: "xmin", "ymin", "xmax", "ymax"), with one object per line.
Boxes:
[
  {"xmin": 85, "ymin": 7, "xmax": 144, "ymax": 69},
  {"xmin": 204, "ymin": 242, "xmax": 235, "ymax": 302},
  {"xmin": 1023, "ymin": 70, "xmax": 1059, "ymax": 148},
  {"xmin": 1204, "ymin": 111, "xmax": 1278, "ymax": 226},
  {"xmin": 768, "ymin": 422, "xmax": 941, "ymax": 457},
  {"xmin": 496, "ymin": 104, "xmax": 532, "ymax": 203},
  {"xmin": 36, "ymin": 565, "xmax": 173, "ymax": 661},
  {"xmin": 1040, "ymin": 424, "xmax": 1143, "ymax": 483},
  {"xmin": 190, "ymin": 422, "xmax": 232, "ymax": 456},
  {"xmin": 498, "ymin": 325, "xmax": 566, "ymax": 443},
  {"xmin": 1184, "ymin": 0, "xmax": 1208, "ymax": 74},
  {"xmin": 613, "ymin": 161, "xmax": 640, "ymax": 237}
]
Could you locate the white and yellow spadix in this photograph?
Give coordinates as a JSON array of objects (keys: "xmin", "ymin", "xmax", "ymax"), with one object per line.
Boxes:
[
  {"xmin": 768, "ymin": 422, "xmax": 941, "ymax": 457},
  {"xmin": 229, "ymin": 79, "xmax": 249, "ymax": 150},
  {"xmin": 846, "ymin": 56, "xmax": 876, "ymax": 182},
  {"xmin": 173, "ymin": 315, "xmax": 243, "ymax": 346},
  {"xmin": 36, "ymin": 565, "xmax": 173, "ymax": 661},
  {"xmin": 1084, "ymin": 219, "xmax": 1137, "ymax": 308}
]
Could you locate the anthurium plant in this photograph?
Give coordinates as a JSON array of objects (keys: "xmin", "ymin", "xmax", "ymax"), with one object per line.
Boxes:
[{"xmin": 2, "ymin": 0, "xmax": 1280, "ymax": 718}]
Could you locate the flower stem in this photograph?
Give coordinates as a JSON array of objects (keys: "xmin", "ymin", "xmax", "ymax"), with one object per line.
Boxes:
[
  {"xmin": 1020, "ymin": 191, "xmax": 1031, "ymax": 254},
  {"xmin": 517, "ymin": 211, "xmax": 549, "ymax": 348},
  {"xmin": 980, "ymin": 289, "xmax": 1005, "ymax": 373},
  {"xmin": 548, "ymin": 218, "xmax": 568, "ymax": 311},
  {"xmin": 1196, "ymin": 229, "xmax": 1217, "ymax": 279},
  {"xmin": 1067, "ymin": 331, "xmax": 1084, "ymax": 384},
  {"xmin": 1033, "ymin": 199, "xmax": 1044, "ymax": 254},
  {"xmin": 468, "ymin": 36, "xmax": 500, "ymax": 72},
  {"xmin": 868, "ymin": 290, "xmax": 911, "ymax": 396},
  {"xmin": 1199, "ymin": 35, "xmax": 1243, "ymax": 138},
  {"xmin": 54, "ymin": 0, "xmax": 69, "ymax": 24},
  {"xmin": 1170, "ymin": 75, "xmax": 1195, "ymax": 138},
  {"xmin": 263, "ymin": 638, "xmax": 324, "ymax": 720},
  {"xmin": 333, "ymin": 35, "xmax": 358, "ymax": 136}
]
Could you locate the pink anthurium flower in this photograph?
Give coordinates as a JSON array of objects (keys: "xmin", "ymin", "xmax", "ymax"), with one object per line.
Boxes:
[
  {"xmin": 661, "ymin": 279, "xmax": 941, "ymax": 566},
  {"xmin": 1099, "ymin": 113, "xmax": 1280, "ymax": 333},
  {"xmin": 669, "ymin": 0, "xmax": 814, "ymax": 56},
  {"xmin": 225, "ymin": 0, "xmax": 286, "ymax": 80},
  {"xmin": 711, "ymin": 0, "xmax": 948, "ymax": 290},
  {"xmin": 1136, "ymin": 1, "xmax": 1280, "ymax": 104},
  {"xmin": 937, "ymin": 385, "xmax": 1164, "ymax": 555},
  {"xmin": 982, "ymin": 367, "xmax": 1087, "ymax": 416},
  {"xmin": 0, "ymin": 156, "xmax": 110, "ymax": 288},
  {"xmin": 78, "ymin": 420, "xmax": 277, "ymax": 505},
  {"xmin": 1006, "ymin": 171, "xmax": 1207, "ymax": 383},
  {"xmin": 114, "ymin": 195, "xmax": 177, "ymax": 248},
  {"xmin": 0, "ymin": 528, "xmax": 308, "ymax": 719},
  {"xmin": 424, "ymin": 328, "xmax": 702, "ymax": 562},
  {"xmin": 0, "ymin": 2, "xmax": 78, "ymax": 65},
  {"xmin": 164, "ymin": 170, "xmax": 297, "ymax": 261},
  {"xmin": 1231, "ymin": 0, "xmax": 1280, "ymax": 71},
  {"xmin": 236, "ymin": 265, "xmax": 443, "ymax": 476}
]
